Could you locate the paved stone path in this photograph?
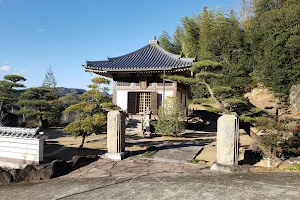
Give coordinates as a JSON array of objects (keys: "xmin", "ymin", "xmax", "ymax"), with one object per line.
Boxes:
[
  {"xmin": 153, "ymin": 145, "xmax": 204, "ymax": 161},
  {"xmin": 65, "ymin": 156, "xmax": 209, "ymax": 179}
]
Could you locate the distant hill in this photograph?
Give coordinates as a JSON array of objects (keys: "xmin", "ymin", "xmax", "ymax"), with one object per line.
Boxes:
[
  {"xmin": 57, "ymin": 87, "xmax": 86, "ymax": 97},
  {"xmin": 57, "ymin": 87, "xmax": 111, "ymax": 97}
]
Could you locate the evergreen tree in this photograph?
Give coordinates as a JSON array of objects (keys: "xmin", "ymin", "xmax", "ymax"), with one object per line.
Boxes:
[
  {"xmin": 18, "ymin": 87, "xmax": 58, "ymax": 127},
  {"xmin": 181, "ymin": 15, "xmax": 199, "ymax": 57},
  {"xmin": 0, "ymin": 75, "xmax": 26, "ymax": 126},
  {"xmin": 165, "ymin": 60, "xmax": 244, "ymax": 114},
  {"xmin": 158, "ymin": 30, "xmax": 174, "ymax": 53},
  {"xmin": 64, "ymin": 77, "xmax": 118, "ymax": 148},
  {"xmin": 249, "ymin": 0, "xmax": 300, "ymax": 95},
  {"xmin": 42, "ymin": 66, "xmax": 63, "ymax": 125},
  {"xmin": 42, "ymin": 67, "xmax": 57, "ymax": 88},
  {"xmin": 198, "ymin": 6, "xmax": 215, "ymax": 59},
  {"xmin": 238, "ymin": 0, "xmax": 255, "ymax": 30},
  {"xmin": 172, "ymin": 25, "xmax": 183, "ymax": 55},
  {"xmin": 156, "ymin": 97, "xmax": 185, "ymax": 136}
]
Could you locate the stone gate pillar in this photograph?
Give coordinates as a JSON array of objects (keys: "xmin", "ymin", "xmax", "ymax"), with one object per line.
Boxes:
[
  {"xmin": 143, "ymin": 107, "xmax": 151, "ymax": 138},
  {"xmin": 104, "ymin": 110, "xmax": 127, "ymax": 161},
  {"xmin": 211, "ymin": 114, "xmax": 239, "ymax": 171}
]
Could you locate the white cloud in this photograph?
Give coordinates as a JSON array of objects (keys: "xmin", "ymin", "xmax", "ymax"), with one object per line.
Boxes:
[
  {"xmin": 0, "ymin": 66, "xmax": 14, "ymax": 71},
  {"xmin": 38, "ymin": 28, "xmax": 44, "ymax": 32},
  {"xmin": 0, "ymin": 63, "xmax": 24, "ymax": 74}
]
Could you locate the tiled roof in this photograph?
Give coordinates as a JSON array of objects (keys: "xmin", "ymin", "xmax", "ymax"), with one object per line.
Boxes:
[
  {"xmin": 0, "ymin": 127, "xmax": 45, "ymax": 139},
  {"xmin": 84, "ymin": 39, "xmax": 195, "ymax": 72}
]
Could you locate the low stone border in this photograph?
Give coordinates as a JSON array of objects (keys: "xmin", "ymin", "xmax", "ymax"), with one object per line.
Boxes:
[{"xmin": 0, "ymin": 155, "xmax": 99, "ymax": 186}]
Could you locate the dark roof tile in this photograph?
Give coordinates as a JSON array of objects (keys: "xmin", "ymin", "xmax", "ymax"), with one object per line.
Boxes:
[
  {"xmin": 85, "ymin": 41, "xmax": 195, "ymax": 72},
  {"xmin": 0, "ymin": 127, "xmax": 45, "ymax": 139}
]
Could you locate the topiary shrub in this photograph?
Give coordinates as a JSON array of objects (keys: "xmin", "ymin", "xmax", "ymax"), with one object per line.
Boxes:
[{"xmin": 156, "ymin": 97, "xmax": 185, "ymax": 136}]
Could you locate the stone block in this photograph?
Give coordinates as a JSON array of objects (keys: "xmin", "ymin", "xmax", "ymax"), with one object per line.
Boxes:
[
  {"xmin": 103, "ymin": 152, "xmax": 127, "ymax": 161},
  {"xmin": 106, "ymin": 111, "xmax": 127, "ymax": 160},
  {"xmin": 216, "ymin": 114, "xmax": 239, "ymax": 166}
]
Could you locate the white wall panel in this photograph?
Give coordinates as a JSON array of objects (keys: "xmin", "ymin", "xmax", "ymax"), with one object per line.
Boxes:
[
  {"xmin": 0, "ymin": 137, "xmax": 40, "ymax": 145},
  {"xmin": 0, "ymin": 151, "xmax": 40, "ymax": 162},
  {"xmin": 116, "ymin": 90, "xmax": 128, "ymax": 110},
  {"xmin": 0, "ymin": 136, "xmax": 44, "ymax": 168}
]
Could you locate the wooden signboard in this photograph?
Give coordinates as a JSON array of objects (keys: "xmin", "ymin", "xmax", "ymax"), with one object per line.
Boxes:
[{"xmin": 140, "ymin": 79, "xmax": 147, "ymax": 89}]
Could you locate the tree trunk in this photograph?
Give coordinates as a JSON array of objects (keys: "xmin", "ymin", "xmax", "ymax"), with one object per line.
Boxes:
[
  {"xmin": 79, "ymin": 134, "xmax": 86, "ymax": 149},
  {"xmin": 0, "ymin": 102, "xmax": 3, "ymax": 114},
  {"xmin": 274, "ymin": 108, "xmax": 279, "ymax": 124},
  {"xmin": 249, "ymin": 129, "xmax": 281, "ymax": 164},
  {"xmin": 201, "ymin": 81, "xmax": 230, "ymax": 114},
  {"xmin": 38, "ymin": 115, "xmax": 43, "ymax": 128}
]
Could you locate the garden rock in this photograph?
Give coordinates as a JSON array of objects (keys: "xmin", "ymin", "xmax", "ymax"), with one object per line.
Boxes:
[
  {"xmin": 0, "ymin": 170, "xmax": 11, "ymax": 185},
  {"xmin": 278, "ymin": 157, "xmax": 300, "ymax": 168},
  {"xmin": 0, "ymin": 155, "xmax": 99, "ymax": 186},
  {"xmin": 70, "ymin": 155, "xmax": 99, "ymax": 171},
  {"xmin": 50, "ymin": 160, "xmax": 72, "ymax": 178},
  {"xmin": 286, "ymin": 136, "xmax": 300, "ymax": 148},
  {"xmin": 8, "ymin": 169, "xmax": 20, "ymax": 181},
  {"xmin": 15, "ymin": 165, "xmax": 37, "ymax": 182}
]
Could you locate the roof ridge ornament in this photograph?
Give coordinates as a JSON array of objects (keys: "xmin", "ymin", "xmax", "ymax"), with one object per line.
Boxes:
[
  {"xmin": 149, "ymin": 36, "xmax": 158, "ymax": 45},
  {"xmin": 180, "ymin": 52, "xmax": 185, "ymax": 58}
]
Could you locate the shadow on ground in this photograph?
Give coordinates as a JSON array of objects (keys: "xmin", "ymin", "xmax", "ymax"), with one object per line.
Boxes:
[
  {"xmin": 44, "ymin": 141, "xmax": 105, "ymax": 162},
  {"xmin": 126, "ymin": 135, "xmax": 214, "ymax": 157},
  {"xmin": 44, "ymin": 127, "xmax": 70, "ymax": 139},
  {"xmin": 239, "ymin": 150, "xmax": 262, "ymax": 165}
]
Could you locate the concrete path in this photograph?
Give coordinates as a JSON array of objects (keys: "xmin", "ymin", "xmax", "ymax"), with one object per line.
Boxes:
[{"xmin": 0, "ymin": 169, "xmax": 299, "ymax": 200}]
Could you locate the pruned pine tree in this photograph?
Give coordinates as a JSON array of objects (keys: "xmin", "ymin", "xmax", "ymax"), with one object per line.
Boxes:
[
  {"xmin": 159, "ymin": 6, "xmax": 252, "ymax": 99},
  {"xmin": 0, "ymin": 75, "xmax": 26, "ymax": 126},
  {"xmin": 64, "ymin": 77, "xmax": 118, "ymax": 149},
  {"xmin": 42, "ymin": 67, "xmax": 57, "ymax": 88},
  {"xmin": 165, "ymin": 60, "xmax": 247, "ymax": 114},
  {"xmin": 18, "ymin": 87, "xmax": 58, "ymax": 128},
  {"xmin": 165, "ymin": 60, "xmax": 280, "ymax": 162}
]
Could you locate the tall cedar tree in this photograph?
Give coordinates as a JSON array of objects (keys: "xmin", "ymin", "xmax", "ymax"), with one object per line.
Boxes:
[
  {"xmin": 0, "ymin": 75, "xmax": 26, "ymax": 126},
  {"xmin": 158, "ymin": 30, "xmax": 175, "ymax": 54},
  {"xmin": 181, "ymin": 15, "xmax": 199, "ymax": 58},
  {"xmin": 173, "ymin": 26, "xmax": 183, "ymax": 55},
  {"xmin": 41, "ymin": 67, "xmax": 62, "ymax": 126},
  {"xmin": 64, "ymin": 77, "xmax": 117, "ymax": 149},
  {"xmin": 42, "ymin": 67, "xmax": 57, "ymax": 88},
  {"xmin": 249, "ymin": 0, "xmax": 300, "ymax": 95}
]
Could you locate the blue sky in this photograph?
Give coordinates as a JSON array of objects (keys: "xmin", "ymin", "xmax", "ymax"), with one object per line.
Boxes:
[{"xmin": 0, "ymin": 0, "xmax": 238, "ymax": 92}]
